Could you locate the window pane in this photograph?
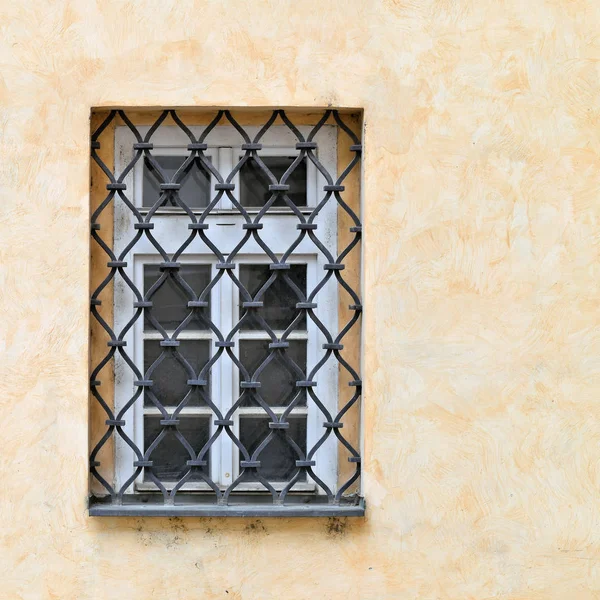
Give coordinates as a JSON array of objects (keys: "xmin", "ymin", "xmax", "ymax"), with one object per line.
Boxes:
[
  {"xmin": 239, "ymin": 417, "xmax": 307, "ymax": 481},
  {"xmin": 144, "ymin": 264, "xmax": 211, "ymax": 331},
  {"xmin": 144, "ymin": 339, "xmax": 210, "ymax": 407},
  {"xmin": 239, "ymin": 156, "xmax": 307, "ymax": 207},
  {"xmin": 239, "ymin": 264, "xmax": 306, "ymax": 330},
  {"xmin": 239, "ymin": 339, "xmax": 306, "ymax": 407},
  {"xmin": 143, "ymin": 155, "xmax": 211, "ymax": 209},
  {"xmin": 143, "ymin": 415, "xmax": 210, "ymax": 481}
]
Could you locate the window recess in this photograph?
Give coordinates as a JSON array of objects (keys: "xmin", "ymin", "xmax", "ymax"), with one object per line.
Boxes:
[{"xmin": 89, "ymin": 108, "xmax": 363, "ymax": 517}]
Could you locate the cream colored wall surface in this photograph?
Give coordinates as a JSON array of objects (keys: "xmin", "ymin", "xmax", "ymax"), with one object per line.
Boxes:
[{"xmin": 1, "ymin": 0, "xmax": 599, "ymax": 598}]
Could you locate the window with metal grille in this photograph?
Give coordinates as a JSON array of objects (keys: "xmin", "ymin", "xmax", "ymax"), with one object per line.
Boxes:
[{"xmin": 89, "ymin": 108, "xmax": 363, "ymax": 516}]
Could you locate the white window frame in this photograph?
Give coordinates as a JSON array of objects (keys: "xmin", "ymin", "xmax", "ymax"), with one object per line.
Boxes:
[{"xmin": 113, "ymin": 124, "xmax": 338, "ymax": 495}]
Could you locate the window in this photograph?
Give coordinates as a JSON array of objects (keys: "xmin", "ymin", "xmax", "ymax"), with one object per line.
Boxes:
[{"xmin": 89, "ymin": 109, "xmax": 363, "ymax": 516}]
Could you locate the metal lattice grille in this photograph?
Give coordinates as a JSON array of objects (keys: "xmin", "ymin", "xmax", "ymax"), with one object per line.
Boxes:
[{"xmin": 89, "ymin": 109, "xmax": 363, "ymax": 516}]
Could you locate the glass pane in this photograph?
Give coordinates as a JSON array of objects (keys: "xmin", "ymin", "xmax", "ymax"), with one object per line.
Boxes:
[
  {"xmin": 239, "ymin": 417, "xmax": 307, "ymax": 481},
  {"xmin": 239, "ymin": 156, "xmax": 307, "ymax": 207},
  {"xmin": 144, "ymin": 415, "xmax": 210, "ymax": 481},
  {"xmin": 144, "ymin": 339, "xmax": 210, "ymax": 407},
  {"xmin": 143, "ymin": 155, "xmax": 211, "ymax": 209},
  {"xmin": 239, "ymin": 339, "xmax": 306, "ymax": 407},
  {"xmin": 144, "ymin": 264, "xmax": 211, "ymax": 331},
  {"xmin": 239, "ymin": 264, "xmax": 306, "ymax": 330}
]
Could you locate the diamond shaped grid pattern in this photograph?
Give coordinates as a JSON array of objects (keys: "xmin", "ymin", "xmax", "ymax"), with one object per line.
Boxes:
[{"xmin": 90, "ymin": 109, "xmax": 362, "ymax": 508}]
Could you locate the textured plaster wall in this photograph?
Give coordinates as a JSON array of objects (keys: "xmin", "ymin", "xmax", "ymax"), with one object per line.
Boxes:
[{"xmin": 1, "ymin": 0, "xmax": 600, "ymax": 598}]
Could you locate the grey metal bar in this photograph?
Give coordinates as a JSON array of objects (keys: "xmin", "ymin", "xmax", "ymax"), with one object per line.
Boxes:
[{"xmin": 89, "ymin": 497, "xmax": 366, "ymax": 518}]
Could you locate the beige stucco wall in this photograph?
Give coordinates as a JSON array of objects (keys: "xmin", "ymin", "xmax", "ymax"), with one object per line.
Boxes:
[{"xmin": 1, "ymin": 0, "xmax": 600, "ymax": 598}]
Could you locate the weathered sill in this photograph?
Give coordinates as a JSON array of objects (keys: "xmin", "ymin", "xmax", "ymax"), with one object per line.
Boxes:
[{"xmin": 88, "ymin": 494, "xmax": 365, "ymax": 517}]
